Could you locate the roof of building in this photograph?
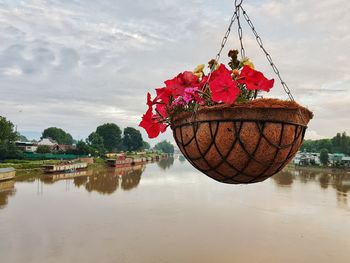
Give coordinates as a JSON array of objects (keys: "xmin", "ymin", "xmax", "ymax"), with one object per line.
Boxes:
[
  {"xmin": 342, "ymin": 156, "xmax": 350, "ymax": 161},
  {"xmin": 38, "ymin": 138, "xmax": 58, "ymax": 145}
]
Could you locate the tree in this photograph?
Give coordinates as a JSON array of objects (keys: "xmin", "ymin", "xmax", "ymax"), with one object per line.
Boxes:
[
  {"xmin": 17, "ymin": 133, "xmax": 28, "ymax": 142},
  {"xmin": 86, "ymin": 132, "xmax": 105, "ymax": 155},
  {"xmin": 36, "ymin": 145, "xmax": 52, "ymax": 154},
  {"xmin": 42, "ymin": 127, "xmax": 73, "ymax": 145},
  {"xmin": 142, "ymin": 141, "xmax": 150, "ymax": 150},
  {"xmin": 0, "ymin": 116, "xmax": 20, "ymax": 160},
  {"xmin": 154, "ymin": 140, "xmax": 174, "ymax": 154},
  {"xmin": 320, "ymin": 148, "xmax": 329, "ymax": 166},
  {"xmin": 74, "ymin": 141, "xmax": 91, "ymax": 155},
  {"xmin": 122, "ymin": 127, "xmax": 143, "ymax": 151},
  {"xmin": 96, "ymin": 123, "xmax": 122, "ymax": 152}
]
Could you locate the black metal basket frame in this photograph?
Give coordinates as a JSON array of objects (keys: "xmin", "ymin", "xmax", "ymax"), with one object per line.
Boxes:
[{"xmin": 173, "ymin": 118, "xmax": 307, "ymax": 184}]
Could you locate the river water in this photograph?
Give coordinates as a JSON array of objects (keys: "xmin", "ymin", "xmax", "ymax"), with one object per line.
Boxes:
[{"xmin": 1, "ymin": 157, "xmax": 350, "ymax": 263}]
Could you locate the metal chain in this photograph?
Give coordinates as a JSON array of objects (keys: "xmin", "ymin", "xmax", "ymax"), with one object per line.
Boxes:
[
  {"xmin": 240, "ymin": 5, "xmax": 295, "ymax": 101},
  {"xmin": 205, "ymin": 10, "xmax": 238, "ymax": 85},
  {"xmin": 236, "ymin": 4, "xmax": 245, "ymax": 59}
]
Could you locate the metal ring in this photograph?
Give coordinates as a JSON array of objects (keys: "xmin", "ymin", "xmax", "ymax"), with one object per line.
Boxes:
[{"xmin": 235, "ymin": 0, "xmax": 243, "ymax": 7}]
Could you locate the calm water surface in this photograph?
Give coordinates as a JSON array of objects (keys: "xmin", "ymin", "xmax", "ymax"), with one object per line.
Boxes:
[{"xmin": 1, "ymin": 158, "xmax": 350, "ymax": 263}]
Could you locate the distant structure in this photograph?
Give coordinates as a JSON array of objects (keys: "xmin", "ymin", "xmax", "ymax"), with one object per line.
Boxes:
[
  {"xmin": 293, "ymin": 152, "xmax": 350, "ymax": 168},
  {"xmin": 15, "ymin": 141, "xmax": 38, "ymax": 153},
  {"xmin": 38, "ymin": 138, "xmax": 58, "ymax": 147}
]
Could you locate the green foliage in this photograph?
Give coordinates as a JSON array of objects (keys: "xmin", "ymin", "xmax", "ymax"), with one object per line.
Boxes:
[
  {"xmin": 86, "ymin": 132, "xmax": 106, "ymax": 156},
  {"xmin": 157, "ymin": 157, "xmax": 174, "ymax": 170},
  {"xmin": 16, "ymin": 133, "xmax": 28, "ymax": 142},
  {"xmin": 96, "ymin": 123, "xmax": 122, "ymax": 152},
  {"xmin": 0, "ymin": 116, "xmax": 21, "ymax": 160},
  {"xmin": 320, "ymin": 148, "xmax": 329, "ymax": 166},
  {"xmin": 122, "ymin": 127, "xmax": 143, "ymax": 151},
  {"xmin": 73, "ymin": 141, "xmax": 91, "ymax": 155},
  {"xmin": 36, "ymin": 145, "xmax": 52, "ymax": 154},
  {"xmin": 142, "ymin": 141, "xmax": 150, "ymax": 150},
  {"xmin": 301, "ymin": 132, "xmax": 350, "ymax": 155},
  {"xmin": 154, "ymin": 140, "xmax": 174, "ymax": 154},
  {"xmin": 42, "ymin": 127, "xmax": 73, "ymax": 145}
]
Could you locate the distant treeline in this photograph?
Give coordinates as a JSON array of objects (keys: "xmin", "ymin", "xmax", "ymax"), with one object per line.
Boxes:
[
  {"xmin": 301, "ymin": 132, "xmax": 350, "ymax": 155},
  {"xmin": 0, "ymin": 115, "xmax": 174, "ymax": 160}
]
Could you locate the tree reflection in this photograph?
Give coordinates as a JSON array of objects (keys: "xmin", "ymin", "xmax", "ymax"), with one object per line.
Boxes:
[
  {"xmin": 157, "ymin": 157, "xmax": 174, "ymax": 170},
  {"xmin": 179, "ymin": 155, "xmax": 186, "ymax": 163},
  {"xmin": 84, "ymin": 164, "xmax": 145, "ymax": 194},
  {"xmin": 74, "ymin": 176, "xmax": 88, "ymax": 187},
  {"xmin": 273, "ymin": 167, "xmax": 350, "ymax": 205},
  {"xmin": 272, "ymin": 170, "xmax": 294, "ymax": 186},
  {"xmin": 85, "ymin": 169, "xmax": 119, "ymax": 194},
  {"xmin": 0, "ymin": 180, "xmax": 16, "ymax": 209}
]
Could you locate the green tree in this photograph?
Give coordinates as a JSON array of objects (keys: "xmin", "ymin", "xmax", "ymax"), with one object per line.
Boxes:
[
  {"xmin": 122, "ymin": 127, "xmax": 143, "ymax": 151},
  {"xmin": 36, "ymin": 145, "xmax": 52, "ymax": 154},
  {"xmin": 96, "ymin": 123, "xmax": 122, "ymax": 152},
  {"xmin": 42, "ymin": 127, "xmax": 73, "ymax": 145},
  {"xmin": 142, "ymin": 141, "xmax": 150, "ymax": 150},
  {"xmin": 0, "ymin": 116, "xmax": 20, "ymax": 160},
  {"xmin": 320, "ymin": 148, "xmax": 329, "ymax": 166},
  {"xmin": 154, "ymin": 140, "xmax": 174, "ymax": 154},
  {"xmin": 86, "ymin": 132, "xmax": 105, "ymax": 155},
  {"xmin": 74, "ymin": 141, "xmax": 91, "ymax": 155},
  {"xmin": 17, "ymin": 133, "xmax": 28, "ymax": 142}
]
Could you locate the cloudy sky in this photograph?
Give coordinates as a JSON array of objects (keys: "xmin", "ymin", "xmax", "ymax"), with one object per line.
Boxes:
[{"xmin": 0, "ymin": 0, "xmax": 349, "ymax": 144}]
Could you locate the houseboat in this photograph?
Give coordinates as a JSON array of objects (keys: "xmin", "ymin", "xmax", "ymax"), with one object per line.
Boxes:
[
  {"xmin": 43, "ymin": 162, "xmax": 87, "ymax": 173},
  {"xmin": 107, "ymin": 157, "xmax": 134, "ymax": 167},
  {"xmin": 0, "ymin": 167, "xmax": 16, "ymax": 181}
]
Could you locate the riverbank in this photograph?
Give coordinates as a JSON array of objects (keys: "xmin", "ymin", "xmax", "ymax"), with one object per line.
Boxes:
[
  {"xmin": 0, "ymin": 159, "xmax": 62, "ymax": 170},
  {"xmin": 287, "ymin": 164, "xmax": 350, "ymax": 174},
  {"xmin": 0, "ymin": 152, "xmax": 167, "ymax": 177}
]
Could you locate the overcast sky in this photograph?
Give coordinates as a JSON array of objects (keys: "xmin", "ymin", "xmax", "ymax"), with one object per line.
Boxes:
[{"xmin": 0, "ymin": 0, "xmax": 349, "ymax": 144}]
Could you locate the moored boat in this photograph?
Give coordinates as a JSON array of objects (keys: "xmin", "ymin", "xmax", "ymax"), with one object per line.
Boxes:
[
  {"xmin": 0, "ymin": 167, "xmax": 15, "ymax": 181},
  {"xmin": 43, "ymin": 162, "xmax": 87, "ymax": 173}
]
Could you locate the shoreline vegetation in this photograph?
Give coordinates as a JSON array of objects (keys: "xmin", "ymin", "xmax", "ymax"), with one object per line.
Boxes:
[
  {"xmin": 1, "ymin": 152, "xmax": 167, "ymax": 178},
  {"xmin": 287, "ymin": 163, "xmax": 350, "ymax": 174}
]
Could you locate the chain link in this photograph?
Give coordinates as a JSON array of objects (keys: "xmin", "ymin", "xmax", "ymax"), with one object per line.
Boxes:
[
  {"xmin": 236, "ymin": 5, "xmax": 245, "ymax": 59},
  {"xmin": 205, "ymin": 10, "xmax": 237, "ymax": 85},
  {"xmin": 240, "ymin": 6, "xmax": 294, "ymax": 101}
]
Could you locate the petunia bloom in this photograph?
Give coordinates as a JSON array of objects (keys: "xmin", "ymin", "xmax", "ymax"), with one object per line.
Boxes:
[
  {"xmin": 154, "ymin": 87, "xmax": 172, "ymax": 104},
  {"xmin": 164, "ymin": 71, "xmax": 199, "ymax": 98},
  {"xmin": 238, "ymin": 65, "xmax": 274, "ymax": 92},
  {"xmin": 139, "ymin": 108, "xmax": 167, "ymax": 139},
  {"xmin": 209, "ymin": 65, "xmax": 240, "ymax": 104}
]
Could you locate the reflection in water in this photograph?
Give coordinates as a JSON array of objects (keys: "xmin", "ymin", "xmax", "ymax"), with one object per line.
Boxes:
[
  {"xmin": 179, "ymin": 155, "xmax": 186, "ymax": 163},
  {"xmin": 38, "ymin": 164, "xmax": 146, "ymax": 195},
  {"xmin": 157, "ymin": 156, "xmax": 174, "ymax": 170},
  {"xmin": 0, "ymin": 180, "xmax": 16, "ymax": 209},
  {"xmin": 272, "ymin": 170, "xmax": 294, "ymax": 186},
  {"xmin": 84, "ymin": 164, "xmax": 145, "ymax": 194},
  {"xmin": 41, "ymin": 170, "xmax": 92, "ymax": 184},
  {"xmin": 272, "ymin": 167, "xmax": 350, "ymax": 205}
]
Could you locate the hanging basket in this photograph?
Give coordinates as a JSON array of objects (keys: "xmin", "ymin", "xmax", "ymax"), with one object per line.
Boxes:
[{"xmin": 171, "ymin": 99, "xmax": 313, "ymax": 184}]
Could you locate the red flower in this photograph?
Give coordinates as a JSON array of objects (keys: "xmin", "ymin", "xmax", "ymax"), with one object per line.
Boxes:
[
  {"xmin": 164, "ymin": 71, "xmax": 199, "ymax": 98},
  {"xmin": 139, "ymin": 108, "xmax": 167, "ymax": 138},
  {"xmin": 238, "ymin": 65, "xmax": 274, "ymax": 92},
  {"xmin": 155, "ymin": 103, "xmax": 168, "ymax": 118},
  {"xmin": 155, "ymin": 87, "xmax": 172, "ymax": 104},
  {"xmin": 147, "ymin": 92, "xmax": 153, "ymax": 108},
  {"xmin": 210, "ymin": 64, "xmax": 232, "ymax": 80},
  {"xmin": 209, "ymin": 65, "xmax": 240, "ymax": 104}
]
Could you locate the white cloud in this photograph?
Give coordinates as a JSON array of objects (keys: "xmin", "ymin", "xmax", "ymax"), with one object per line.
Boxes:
[{"xmin": 0, "ymin": 0, "xmax": 349, "ymax": 142}]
